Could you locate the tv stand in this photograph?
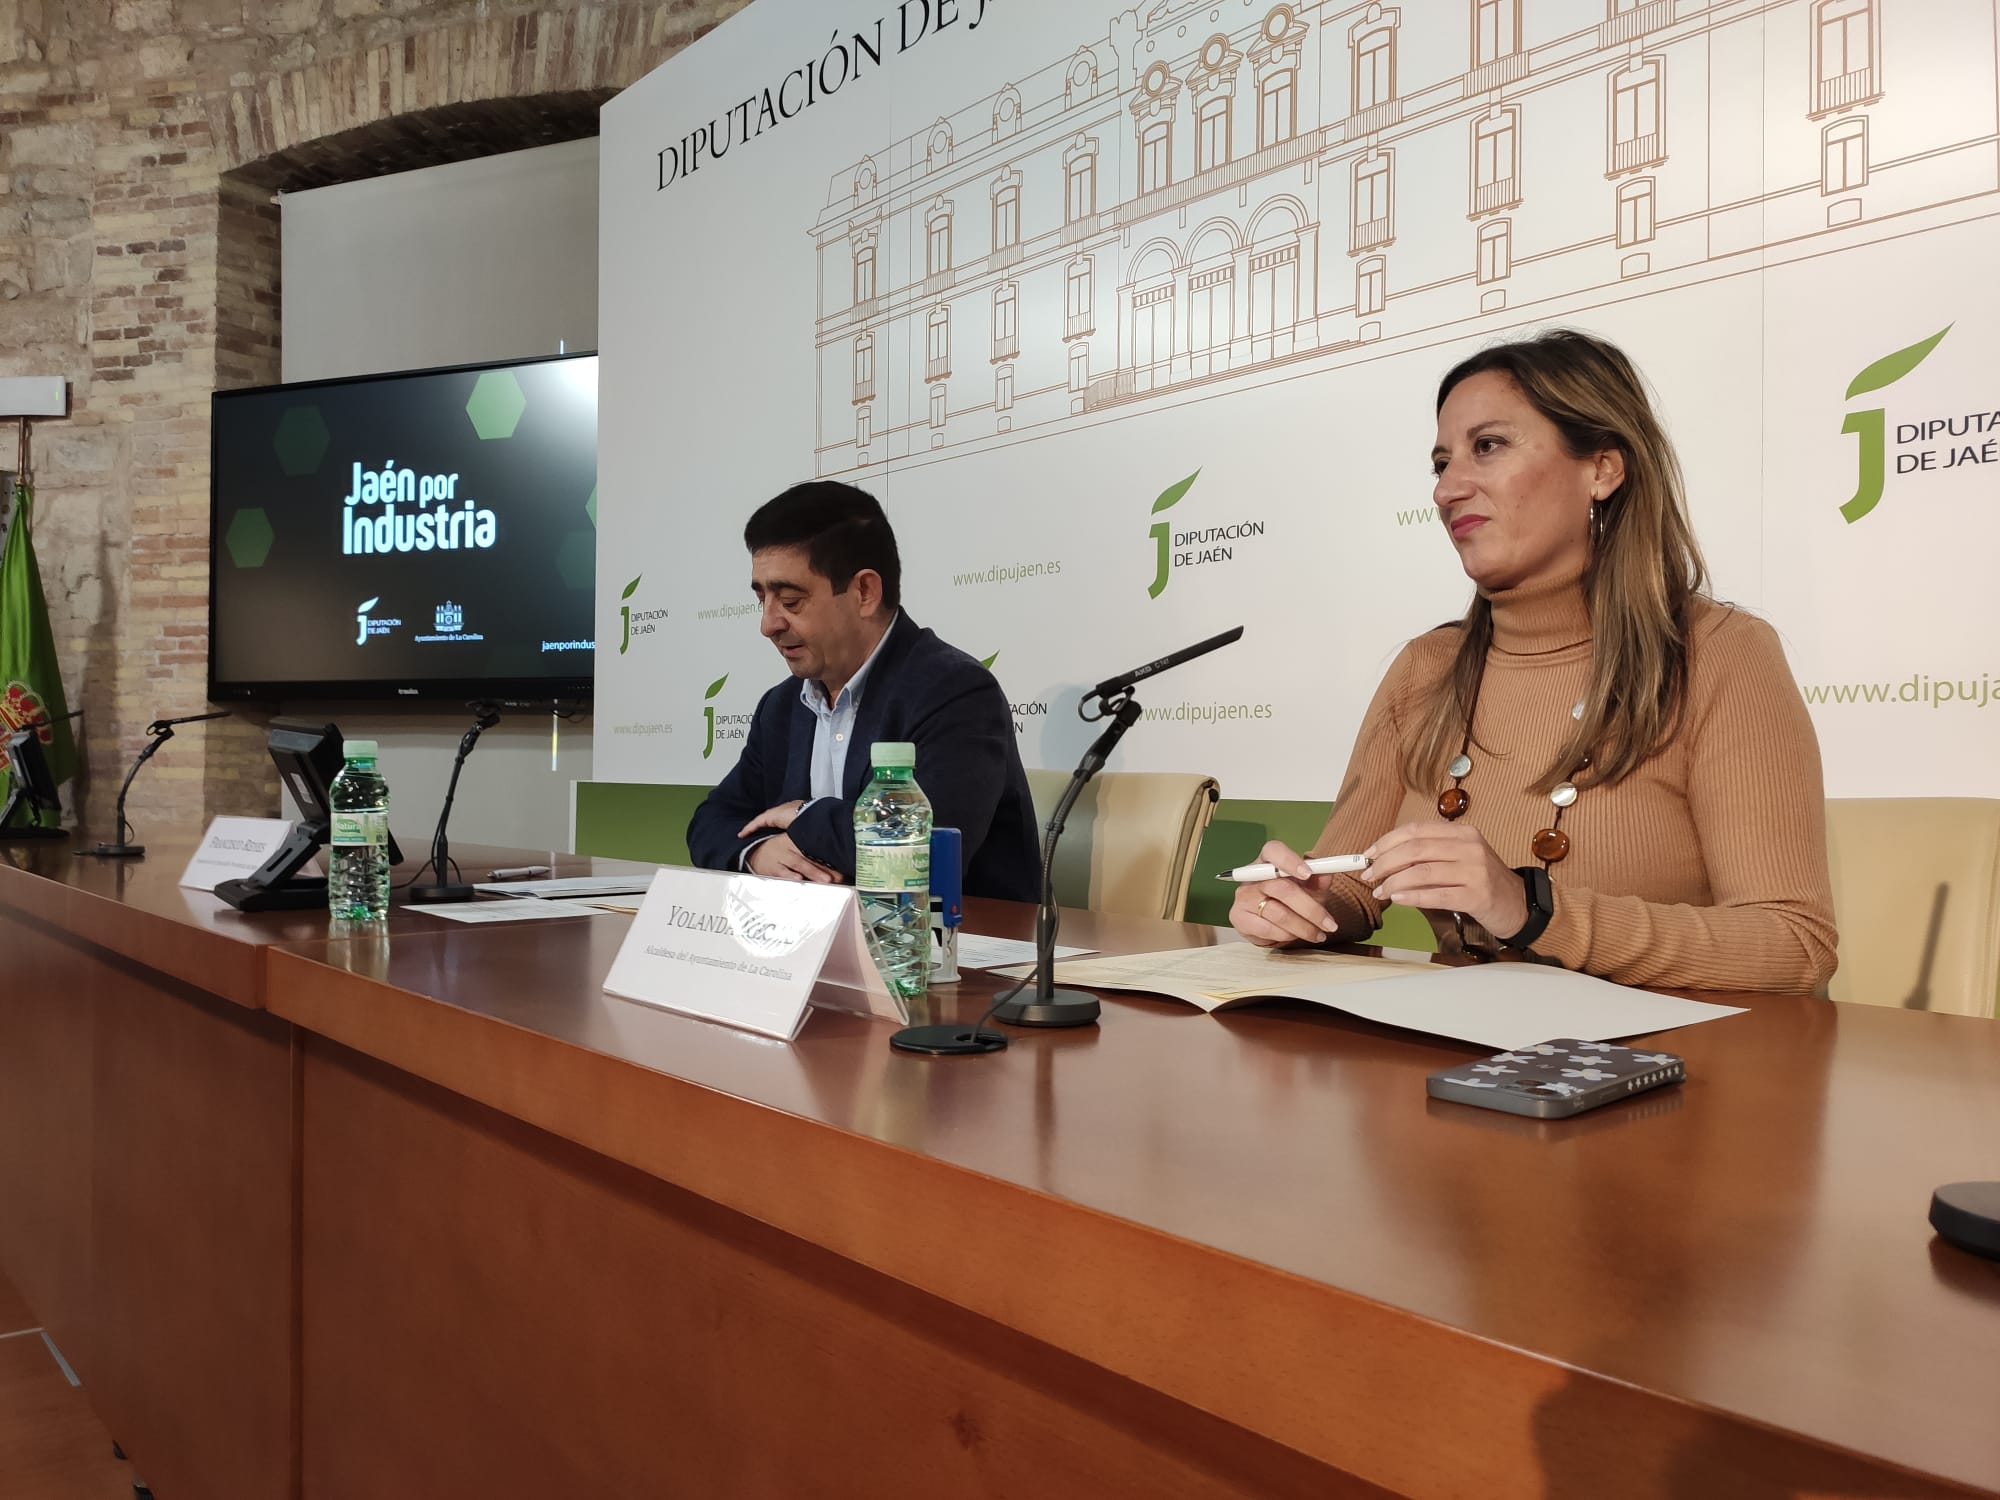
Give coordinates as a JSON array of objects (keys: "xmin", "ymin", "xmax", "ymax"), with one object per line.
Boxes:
[
  {"xmin": 212, "ymin": 875, "xmax": 328, "ymax": 912},
  {"xmin": 0, "ymin": 786, "xmax": 68, "ymax": 839}
]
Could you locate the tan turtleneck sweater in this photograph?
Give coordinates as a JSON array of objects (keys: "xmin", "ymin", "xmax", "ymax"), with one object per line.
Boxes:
[{"xmin": 1309, "ymin": 572, "xmax": 1838, "ymax": 994}]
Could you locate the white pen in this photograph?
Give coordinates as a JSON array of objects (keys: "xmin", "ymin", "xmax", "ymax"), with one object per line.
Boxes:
[
  {"xmin": 1215, "ymin": 854, "xmax": 1371, "ymax": 882},
  {"xmin": 486, "ymin": 865, "xmax": 553, "ymax": 880}
]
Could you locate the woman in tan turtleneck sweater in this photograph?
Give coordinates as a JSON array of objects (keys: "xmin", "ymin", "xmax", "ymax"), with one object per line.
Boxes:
[{"xmin": 1231, "ymin": 330, "xmax": 1837, "ymax": 994}]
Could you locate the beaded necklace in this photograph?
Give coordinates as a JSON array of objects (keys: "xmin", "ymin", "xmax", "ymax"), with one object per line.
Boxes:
[{"xmin": 1434, "ymin": 666, "xmax": 1589, "ymax": 871}]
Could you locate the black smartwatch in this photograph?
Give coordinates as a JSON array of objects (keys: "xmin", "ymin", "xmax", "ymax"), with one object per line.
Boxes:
[{"xmin": 1499, "ymin": 865, "xmax": 1554, "ymax": 950}]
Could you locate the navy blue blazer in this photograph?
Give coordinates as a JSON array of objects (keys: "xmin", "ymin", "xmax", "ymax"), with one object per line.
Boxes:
[{"xmin": 685, "ymin": 614, "xmax": 1041, "ymax": 901}]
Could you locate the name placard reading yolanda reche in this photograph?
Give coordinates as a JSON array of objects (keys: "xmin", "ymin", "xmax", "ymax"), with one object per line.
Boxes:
[{"xmin": 602, "ymin": 868, "xmax": 899, "ymax": 1040}]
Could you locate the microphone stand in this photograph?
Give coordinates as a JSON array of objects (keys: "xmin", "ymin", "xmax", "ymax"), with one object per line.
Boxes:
[
  {"xmin": 889, "ymin": 627, "xmax": 1242, "ymax": 1054},
  {"xmin": 84, "ymin": 709, "xmax": 230, "ymax": 858},
  {"xmin": 990, "ymin": 693, "xmax": 1145, "ymax": 1027},
  {"xmin": 409, "ymin": 702, "xmax": 500, "ymax": 903}
]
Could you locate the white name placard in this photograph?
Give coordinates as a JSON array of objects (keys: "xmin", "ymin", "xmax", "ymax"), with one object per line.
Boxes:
[
  {"xmin": 602, "ymin": 868, "xmax": 901, "ymax": 1040},
  {"xmin": 178, "ymin": 816, "xmax": 295, "ymax": 891}
]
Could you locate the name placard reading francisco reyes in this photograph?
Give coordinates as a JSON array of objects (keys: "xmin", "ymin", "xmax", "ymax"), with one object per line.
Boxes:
[
  {"xmin": 178, "ymin": 815, "xmax": 296, "ymax": 891},
  {"xmin": 602, "ymin": 867, "xmax": 900, "ymax": 1040}
]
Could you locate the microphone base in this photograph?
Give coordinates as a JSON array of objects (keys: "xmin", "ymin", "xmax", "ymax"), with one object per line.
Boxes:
[
  {"xmin": 1931, "ymin": 1181, "xmax": 2000, "ymax": 1261},
  {"xmin": 890, "ymin": 1023, "xmax": 1008, "ymax": 1056},
  {"xmin": 82, "ymin": 842, "xmax": 145, "ymax": 858},
  {"xmin": 993, "ymin": 987, "xmax": 1101, "ymax": 1028},
  {"xmin": 409, "ymin": 882, "xmax": 475, "ymax": 904}
]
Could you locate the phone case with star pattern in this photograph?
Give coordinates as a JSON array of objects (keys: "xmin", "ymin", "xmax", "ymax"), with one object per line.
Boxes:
[{"xmin": 1426, "ymin": 1039, "xmax": 1687, "ymax": 1118}]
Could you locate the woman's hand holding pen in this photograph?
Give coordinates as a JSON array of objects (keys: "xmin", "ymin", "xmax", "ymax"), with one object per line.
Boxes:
[
  {"xmin": 1361, "ymin": 821, "xmax": 1528, "ymax": 942},
  {"xmin": 1228, "ymin": 824, "xmax": 1529, "ymax": 947},
  {"xmin": 1229, "ymin": 841, "xmax": 1344, "ymax": 947}
]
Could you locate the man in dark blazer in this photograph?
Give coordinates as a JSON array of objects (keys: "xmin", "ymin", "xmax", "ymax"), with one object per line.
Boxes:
[{"xmin": 686, "ymin": 481, "xmax": 1041, "ymax": 902}]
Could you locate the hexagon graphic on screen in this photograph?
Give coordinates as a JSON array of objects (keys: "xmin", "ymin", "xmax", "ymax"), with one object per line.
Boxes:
[
  {"xmin": 554, "ymin": 529, "xmax": 594, "ymax": 591},
  {"xmin": 272, "ymin": 406, "xmax": 330, "ymax": 476},
  {"xmin": 584, "ymin": 486, "xmax": 597, "ymax": 529},
  {"xmin": 465, "ymin": 371, "xmax": 527, "ymax": 440},
  {"xmin": 225, "ymin": 507, "xmax": 276, "ymax": 568}
]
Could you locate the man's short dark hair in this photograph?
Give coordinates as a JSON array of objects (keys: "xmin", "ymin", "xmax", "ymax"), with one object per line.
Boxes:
[{"xmin": 744, "ymin": 481, "xmax": 902, "ymax": 610}]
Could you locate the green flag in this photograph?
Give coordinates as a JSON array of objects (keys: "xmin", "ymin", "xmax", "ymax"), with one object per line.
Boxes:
[{"xmin": 0, "ymin": 479, "xmax": 77, "ymax": 828}]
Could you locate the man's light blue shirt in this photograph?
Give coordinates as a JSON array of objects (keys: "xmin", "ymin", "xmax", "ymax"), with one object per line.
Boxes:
[
  {"xmin": 801, "ymin": 612, "xmax": 899, "ymax": 799},
  {"xmin": 739, "ymin": 615, "xmax": 900, "ymax": 869}
]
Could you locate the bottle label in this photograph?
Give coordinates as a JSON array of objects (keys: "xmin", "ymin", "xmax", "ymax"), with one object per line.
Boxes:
[
  {"xmin": 330, "ymin": 810, "xmax": 389, "ymax": 848},
  {"xmin": 855, "ymin": 842, "xmax": 929, "ymax": 893}
]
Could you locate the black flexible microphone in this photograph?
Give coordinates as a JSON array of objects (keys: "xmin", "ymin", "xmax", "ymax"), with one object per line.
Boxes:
[
  {"xmin": 83, "ymin": 707, "xmax": 231, "ymax": 858},
  {"xmin": 147, "ymin": 709, "xmax": 231, "ymax": 734},
  {"xmin": 409, "ymin": 701, "xmax": 501, "ymax": 903},
  {"xmin": 894, "ymin": 627, "xmax": 1245, "ymax": 1052},
  {"xmin": 1084, "ymin": 626, "xmax": 1245, "ymax": 707}
]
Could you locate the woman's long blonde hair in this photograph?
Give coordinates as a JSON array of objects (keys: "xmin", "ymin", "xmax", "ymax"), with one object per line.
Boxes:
[{"xmin": 1402, "ymin": 329, "xmax": 1709, "ymax": 795}]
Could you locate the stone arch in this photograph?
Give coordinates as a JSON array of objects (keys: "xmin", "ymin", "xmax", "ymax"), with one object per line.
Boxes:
[
  {"xmin": 210, "ymin": 4, "xmax": 704, "ymax": 391},
  {"xmin": 208, "ymin": 5, "xmax": 688, "ymax": 178},
  {"xmin": 184, "ymin": 3, "xmax": 718, "ymax": 819}
]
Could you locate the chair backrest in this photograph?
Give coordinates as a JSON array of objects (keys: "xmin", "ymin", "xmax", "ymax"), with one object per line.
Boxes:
[
  {"xmin": 1824, "ymin": 797, "xmax": 2000, "ymax": 1017},
  {"xmin": 1025, "ymin": 770, "xmax": 1221, "ymax": 922}
]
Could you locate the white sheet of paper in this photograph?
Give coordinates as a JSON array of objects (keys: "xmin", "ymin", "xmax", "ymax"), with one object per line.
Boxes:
[
  {"xmin": 1035, "ymin": 944, "xmax": 1429, "ymax": 1005},
  {"xmin": 410, "ymin": 899, "xmax": 611, "ymax": 924},
  {"xmin": 1215, "ymin": 963, "xmax": 1746, "ymax": 1050},
  {"xmin": 602, "ymin": 868, "xmax": 901, "ymax": 1040},
  {"xmin": 470, "ymin": 876, "xmax": 654, "ymax": 899},
  {"xmin": 1037, "ymin": 945, "xmax": 1744, "ymax": 1049},
  {"xmin": 178, "ymin": 816, "xmax": 295, "ymax": 891},
  {"xmin": 951, "ymin": 934, "xmax": 1096, "ymax": 970}
]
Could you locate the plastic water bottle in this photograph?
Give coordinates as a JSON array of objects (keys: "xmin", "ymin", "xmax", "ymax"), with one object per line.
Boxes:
[
  {"xmin": 854, "ymin": 741, "xmax": 932, "ymax": 999},
  {"xmin": 328, "ymin": 740, "xmax": 391, "ymax": 924}
]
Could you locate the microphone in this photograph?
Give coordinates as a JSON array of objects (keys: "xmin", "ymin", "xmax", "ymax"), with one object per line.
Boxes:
[
  {"xmin": 409, "ymin": 701, "xmax": 501, "ymax": 903},
  {"xmin": 1084, "ymin": 626, "xmax": 1245, "ymax": 707},
  {"xmin": 147, "ymin": 709, "xmax": 231, "ymax": 735},
  {"xmin": 84, "ymin": 707, "xmax": 231, "ymax": 858},
  {"xmin": 894, "ymin": 628, "xmax": 1245, "ymax": 1053}
]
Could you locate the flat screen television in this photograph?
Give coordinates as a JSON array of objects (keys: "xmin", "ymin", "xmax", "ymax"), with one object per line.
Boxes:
[{"xmin": 208, "ymin": 352, "xmax": 598, "ymax": 702}]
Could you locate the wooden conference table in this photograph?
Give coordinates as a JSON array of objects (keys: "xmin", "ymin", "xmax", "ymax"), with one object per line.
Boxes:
[{"xmin": 1, "ymin": 833, "xmax": 1996, "ymax": 1500}]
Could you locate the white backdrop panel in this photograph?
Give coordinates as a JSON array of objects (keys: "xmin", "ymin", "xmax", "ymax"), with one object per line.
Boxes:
[{"xmin": 597, "ymin": 0, "xmax": 2000, "ymax": 801}]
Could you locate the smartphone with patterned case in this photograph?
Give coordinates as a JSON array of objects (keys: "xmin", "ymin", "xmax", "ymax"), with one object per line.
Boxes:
[{"xmin": 1426, "ymin": 1039, "xmax": 1686, "ymax": 1118}]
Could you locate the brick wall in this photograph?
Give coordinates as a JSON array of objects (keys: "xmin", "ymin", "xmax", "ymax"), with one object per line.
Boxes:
[{"xmin": 0, "ymin": 0, "xmax": 748, "ymax": 831}]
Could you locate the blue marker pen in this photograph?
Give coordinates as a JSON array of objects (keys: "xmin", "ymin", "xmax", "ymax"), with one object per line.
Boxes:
[{"xmin": 929, "ymin": 826, "xmax": 963, "ymax": 983}]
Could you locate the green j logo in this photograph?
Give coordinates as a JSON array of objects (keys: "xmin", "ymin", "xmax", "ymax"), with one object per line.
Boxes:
[
  {"xmin": 1839, "ymin": 327, "xmax": 1950, "ymax": 524},
  {"xmin": 1146, "ymin": 469, "xmax": 1201, "ymax": 598},
  {"xmin": 701, "ymin": 674, "xmax": 728, "ymax": 760},
  {"xmin": 618, "ymin": 575, "xmax": 641, "ymax": 654}
]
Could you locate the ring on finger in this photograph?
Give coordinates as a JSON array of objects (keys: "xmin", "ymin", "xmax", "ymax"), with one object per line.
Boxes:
[{"xmin": 1256, "ymin": 896, "xmax": 1270, "ymax": 918}]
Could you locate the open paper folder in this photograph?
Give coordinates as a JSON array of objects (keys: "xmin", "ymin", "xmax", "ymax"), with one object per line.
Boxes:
[{"xmin": 1008, "ymin": 945, "xmax": 1745, "ymax": 1051}]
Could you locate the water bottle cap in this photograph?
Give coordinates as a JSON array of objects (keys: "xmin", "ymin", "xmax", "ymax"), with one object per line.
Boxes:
[
  {"xmin": 343, "ymin": 740, "xmax": 379, "ymax": 758},
  {"xmin": 869, "ymin": 741, "xmax": 916, "ymax": 769}
]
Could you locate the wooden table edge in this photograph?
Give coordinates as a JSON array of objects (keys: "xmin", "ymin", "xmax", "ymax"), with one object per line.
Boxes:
[
  {"xmin": 0, "ymin": 862, "xmax": 264, "ymax": 1009},
  {"xmin": 262, "ymin": 943, "xmax": 1996, "ymax": 1499}
]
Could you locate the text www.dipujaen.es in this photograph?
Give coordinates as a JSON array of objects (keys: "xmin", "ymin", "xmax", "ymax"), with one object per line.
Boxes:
[
  {"xmin": 1801, "ymin": 675, "xmax": 2000, "ymax": 708},
  {"xmin": 1139, "ymin": 701, "xmax": 1276, "ymax": 723}
]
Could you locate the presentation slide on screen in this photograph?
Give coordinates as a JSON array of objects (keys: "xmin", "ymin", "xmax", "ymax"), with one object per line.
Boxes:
[{"xmin": 211, "ymin": 356, "xmax": 599, "ymax": 693}]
